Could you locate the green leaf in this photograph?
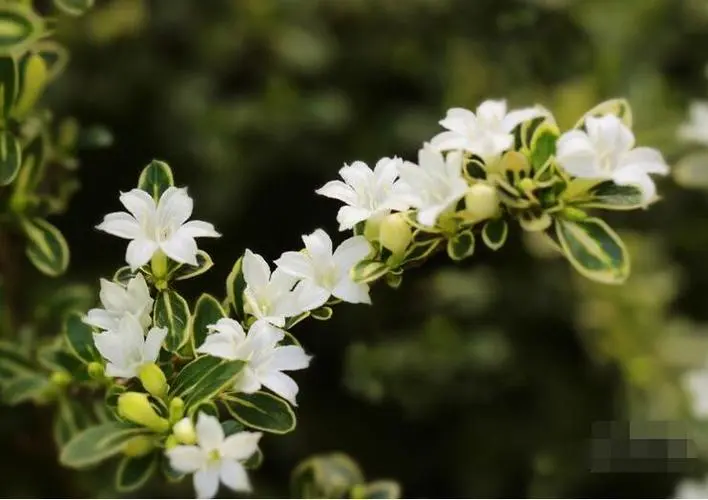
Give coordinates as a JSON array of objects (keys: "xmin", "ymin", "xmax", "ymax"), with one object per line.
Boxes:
[
  {"xmin": 169, "ymin": 250, "xmax": 214, "ymax": 281},
  {"xmin": 191, "ymin": 293, "xmax": 226, "ymax": 352},
  {"xmin": 222, "ymin": 391, "xmax": 296, "ymax": 435},
  {"xmin": 244, "ymin": 447, "xmax": 264, "ymax": 470},
  {"xmin": 0, "ymin": 56, "xmax": 17, "ymax": 118},
  {"xmin": 0, "ymin": 129, "xmax": 20, "ymax": 185},
  {"xmin": 53, "ymin": 0, "xmax": 95, "ymax": 16},
  {"xmin": 482, "ymin": 219, "xmax": 508, "ymax": 251},
  {"xmin": 64, "ymin": 312, "xmax": 98, "ymax": 364},
  {"xmin": 113, "ymin": 266, "xmax": 137, "ymax": 285},
  {"xmin": 310, "ymin": 306, "xmax": 333, "ymax": 321},
  {"xmin": 463, "ymin": 155, "xmax": 486, "ymax": 180},
  {"xmin": 575, "ymin": 98, "xmax": 632, "ymax": 129},
  {"xmin": 53, "ymin": 396, "xmax": 95, "ymax": 449},
  {"xmin": 225, "ymin": 256, "xmax": 246, "ymax": 319},
  {"xmin": 573, "ymin": 180, "xmax": 644, "ymax": 211},
  {"xmin": 169, "ymin": 355, "xmax": 244, "ymax": 411},
  {"xmin": 21, "ymin": 217, "xmax": 69, "ymax": 276},
  {"xmin": 60, "ymin": 421, "xmax": 148, "ymax": 469},
  {"xmin": 138, "ymin": 159, "xmax": 174, "ymax": 200},
  {"xmin": 32, "ymin": 40, "xmax": 69, "ymax": 80},
  {"xmin": 291, "ymin": 453, "xmax": 365, "ymax": 499},
  {"xmin": 0, "ymin": 4, "xmax": 43, "ymax": 56},
  {"xmin": 350, "ymin": 259, "xmax": 389, "ymax": 284},
  {"xmin": 1, "ymin": 373, "xmax": 49, "ymax": 405},
  {"xmin": 153, "ymin": 289, "xmax": 190, "ymax": 352},
  {"xmin": 0, "ymin": 340, "xmax": 33, "ymax": 379},
  {"xmin": 115, "ymin": 452, "xmax": 157, "ymax": 493},
  {"xmin": 529, "ymin": 124, "xmax": 559, "ymax": 171},
  {"xmin": 12, "ymin": 51, "xmax": 48, "ymax": 118},
  {"xmin": 555, "ymin": 217, "xmax": 630, "ymax": 284},
  {"xmin": 402, "ymin": 237, "xmax": 441, "ymax": 264},
  {"xmin": 446, "ymin": 229, "xmax": 475, "ymax": 261}
]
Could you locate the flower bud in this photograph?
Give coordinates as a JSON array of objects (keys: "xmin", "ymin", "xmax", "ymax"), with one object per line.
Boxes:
[
  {"xmin": 150, "ymin": 250, "xmax": 168, "ymax": 280},
  {"xmin": 172, "ymin": 417, "xmax": 197, "ymax": 445},
  {"xmin": 87, "ymin": 362, "xmax": 105, "ymax": 380},
  {"xmin": 118, "ymin": 392, "xmax": 169, "ymax": 433},
  {"xmin": 139, "ymin": 363, "xmax": 168, "ymax": 399},
  {"xmin": 168, "ymin": 397, "xmax": 185, "ymax": 424},
  {"xmin": 50, "ymin": 371, "xmax": 71, "ymax": 388},
  {"xmin": 464, "ymin": 183, "xmax": 499, "ymax": 222},
  {"xmin": 165, "ymin": 435, "xmax": 179, "ymax": 450},
  {"xmin": 363, "ymin": 213, "xmax": 384, "ymax": 242},
  {"xmin": 122, "ymin": 435, "xmax": 155, "ymax": 457},
  {"xmin": 561, "ymin": 206, "xmax": 588, "ymax": 221},
  {"xmin": 379, "ymin": 213, "xmax": 412, "ymax": 256}
]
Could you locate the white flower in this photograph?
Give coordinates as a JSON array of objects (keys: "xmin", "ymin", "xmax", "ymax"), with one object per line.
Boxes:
[
  {"xmin": 431, "ymin": 100, "xmax": 546, "ymax": 159},
  {"xmin": 678, "ymin": 101, "xmax": 708, "ymax": 146},
  {"xmin": 394, "ymin": 146, "xmax": 468, "ymax": 227},
  {"xmin": 93, "ymin": 313, "xmax": 167, "ymax": 378},
  {"xmin": 166, "ymin": 412, "xmax": 261, "ymax": 499},
  {"xmin": 196, "ymin": 318, "xmax": 312, "ymax": 405},
  {"xmin": 275, "ymin": 229, "xmax": 372, "ymax": 306},
  {"xmin": 556, "ymin": 114, "xmax": 669, "ymax": 204},
  {"xmin": 96, "ymin": 187, "xmax": 220, "ymax": 270},
  {"xmin": 684, "ymin": 366, "xmax": 708, "ymax": 418},
  {"xmin": 84, "ymin": 274, "xmax": 153, "ymax": 331},
  {"xmin": 242, "ymin": 249, "xmax": 314, "ymax": 327},
  {"xmin": 315, "ymin": 157, "xmax": 411, "ymax": 230}
]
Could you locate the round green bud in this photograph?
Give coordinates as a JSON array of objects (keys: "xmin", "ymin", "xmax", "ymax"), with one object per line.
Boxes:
[
  {"xmin": 50, "ymin": 371, "xmax": 71, "ymax": 388},
  {"xmin": 561, "ymin": 206, "xmax": 588, "ymax": 221},
  {"xmin": 87, "ymin": 362, "xmax": 105, "ymax": 380},
  {"xmin": 379, "ymin": 213, "xmax": 412, "ymax": 256},
  {"xmin": 464, "ymin": 183, "xmax": 500, "ymax": 222},
  {"xmin": 168, "ymin": 397, "xmax": 185, "ymax": 424}
]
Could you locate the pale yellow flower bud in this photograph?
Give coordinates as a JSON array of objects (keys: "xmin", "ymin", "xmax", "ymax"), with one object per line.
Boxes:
[
  {"xmin": 139, "ymin": 363, "xmax": 168, "ymax": 400},
  {"xmin": 172, "ymin": 418, "xmax": 197, "ymax": 445},
  {"xmin": 87, "ymin": 362, "xmax": 105, "ymax": 380},
  {"xmin": 464, "ymin": 184, "xmax": 499, "ymax": 222},
  {"xmin": 118, "ymin": 392, "xmax": 169, "ymax": 433},
  {"xmin": 168, "ymin": 397, "xmax": 185, "ymax": 424},
  {"xmin": 379, "ymin": 213, "xmax": 412, "ymax": 256},
  {"xmin": 122, "ymin": 435, "xmax": 155, "ymax": 457}
]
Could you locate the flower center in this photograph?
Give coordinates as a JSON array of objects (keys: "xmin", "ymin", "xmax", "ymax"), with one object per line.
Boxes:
[{"xmin": 208, "ymin": 449, "xmax": 221, "ymax": 463}]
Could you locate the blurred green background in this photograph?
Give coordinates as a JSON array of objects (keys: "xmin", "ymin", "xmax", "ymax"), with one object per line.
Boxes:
[{"xmin": 7, "ymin": 0, "xmax": 708, "ymax": 497}]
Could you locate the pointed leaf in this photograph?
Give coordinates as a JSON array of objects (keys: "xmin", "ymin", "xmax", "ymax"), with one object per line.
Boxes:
[
  {"xmin": 115, "ymin": 452, "xmax": 158, "ymax": 492},
  {"xmin": 222, "ymin": 391, "xmax": 296, "ymax": 434},
  {"xmin": 573, "ymin": 180, "xmax": 644, "ymax": 210},
  {"xmin": 0, "ymin": 55, "xmax": 17, "ymax": 118},
  {"xmin": 575, "ymin": 98, "xmax": 632, "ymax": 129},
  {"xmin": 1, "ymin": 373, "xmax": 49, "ymax": 405},
  {"xmin": 446, "ymin": 229, "xmax": 475, "ymax": 261},
  {"xmin": 138, "ymin": 160, "xmax": 174, "ymax": 200},
  {"xmin": 21, "ymin": 217, "xmax": 69, "ymax": 276},
  {"xmin": 31, "ymin": 40, "xmax": 69, "ymax": 80},
  {"xmin": 350, "ymin": 259, "xmax": 388, "ymax": 284},
  {"xmin": 64, "ymin": 312, "xmax": 99, "ymax": 364},
  {"xmin": 169, "ymin": 250, "xmax": 213, "ymax": 281},
  {"xmin": 191, "ymin": 293, "xmax": 226, "ymax": 352},
  {"xmin": 0, "ymin": 340, "xmax": 33, "ymax": 379},
  {"xmin": 0, "ymin": 4, "xmax": 43, "ymax": 56},
  {"xmin": 169, "ymin": 355, "xmax": 244, "ymax": 411},
  {"xmin": 153, "ymin": 289, "xmax": 190, "ymax": 352},
  {"xmin": 0, "ymin": 129, "xmax": 20, "ymax": 185},
  {"xmin": 555, "ymin": 217, "xmax": 630, "ymax": 284},
  {"xmin": 482, "ymin": 219, "xmax": 508, "ymax": 251},
  {"xmin": 225, "ymin": 256, "xmax": 246, "ymax": 319},
  {"xmin": 60, "ymin": 422, "xmax": 148, "ymax": 469}
]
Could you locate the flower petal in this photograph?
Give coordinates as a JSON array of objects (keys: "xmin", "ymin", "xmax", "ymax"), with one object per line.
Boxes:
[
  {"xmin": 275, "ymin": 251, "xmax": 314, "ymax": 280},
  {"xmin": 96, "ymin": 212, "xmax": 141, "ymax": 240},
  {"xmin": 260, "ymin": 371, "xmax": 300, "ymax": 406},
  {"xmin": 161, "ymin": 234, "xmax": 198, "ymax": 266},
  {"xmin": 166, "ymin": 445, "xmax": 206, "ymax": 474},
  {"xmin": 194, "ymin": 464, "xmax": 220, "ymax": 499},
  {"xmin": 292, "ymin": 279, "xmax": 330, "ymax": 312},
  {"xmin": 302, "ymin": 229, "xmax": 333, "ymax": 263},
  {"xmin": 430, "ymin": 131, "xmax": 470, "ymax": 152},
  {"xmin": 332, "ymin": 278, "xmax": 371, "ymax": 304},
  {"xmin": 333, "ymin": 235, "xmax": 371, "ymax": 270},
  {"xmin": 620, "ymin": 147, "xmax": 669, "ymax": 175},
  {"xmin": 126, "ymin": 239, "xmax": 158, "ymax": 271},
  {"xmin": 84, "ymin": 308, "xmax": 119, "ymax": 331},
  {"xmin": 315, "ymin": 180, "xmax": 357, "ymax": 205},
  {"xmin": 611, "ymin": 168, "xmax": 657, "ymax": 204},
  {"xmin": 336, "ymin": 206, "xmax": 372, "ymax": 231},
  {"xmin": 180, "ymin": 220, "xmax": 221, "ymax": 238},
  {"xmin": 157, "ymin": 187, "xmax": 193, "ymax": 228},
  {"xmin": 270, "ymin": 345, "xmax": 312, "ymax": 372},
  {"xmin": 339, "ymin": 161, "xmax": 373, "ymax": 194},
  {"xmin": 119, "ymin": 189, "xmax": 156, "ymax": 222},
  {"xmin": 243, "ymin": 250, "xmax": 271, "ymax": 293},
  {"xmin": 232, "ymin": 366, "xmax": 262, "ymax": 393},
  {"xmin": 142, "ymin": 327, "xmax": 167, "ymax": 362},
  {"xmin": 99, "ymin": 278, "xmax": 128, "ymax": 311},
  {"xmin": 219, "ymin": 459, "xmax": 252, "ymax": 493},
  {"xmin": 196, "ymin": 413, "xmax": 224, "ymax": 452},
  {"xmin": 220, "ymin": 432, "xmax": 262, "ymax": 461},
  {"xmin": 105, "ymin": 362, "xmax": 137, "ymax": 378}
]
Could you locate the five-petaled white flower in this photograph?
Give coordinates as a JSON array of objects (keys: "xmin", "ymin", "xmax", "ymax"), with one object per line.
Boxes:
[
  {"xmin": 166, "ymin": 412, "xmax": 262, "ymax": 499},
  {"xmin": 84, "ymin": 274, "xmax": 153, "ymax": 332},
  {"xmin": 96, "ymin": 187, "xmax": 221, "ymax": 271},
  {"xmin": 315, "ymin": 157, "xmax": 411, "ymax": 230},
  {"xmin": 556, "ymin": 114, "xmax": 669, "ymax": 204},
  {"xmin": 93, "ymin": 313, "xmax": 167, "ymax": 378},
  {"xmin": 196, "ymin": 318, "xmax": 311, "ymax": 405},
  {"xmin": 275, "ymin": 229, "xmax": 372, "ymax": 306},
  {"xmin": 242, "ymin": 249, "xmax": 315, "ymax": 327},
  {"xmin": 431, "ymin": 100, "xmax": 546, "ymax": 159},
  {"xmin": 394, "ymin": 146, "xmax": 468, "ymax": 227},
  {"xmin": 678, "ymin": 101, "xmax": 708, "ymax": 146}
]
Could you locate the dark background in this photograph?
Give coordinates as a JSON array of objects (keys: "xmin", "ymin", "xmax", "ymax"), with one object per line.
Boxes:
[{"xmin": 5, "ymin": 0, "xmax": 708, "ymax": 497}]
